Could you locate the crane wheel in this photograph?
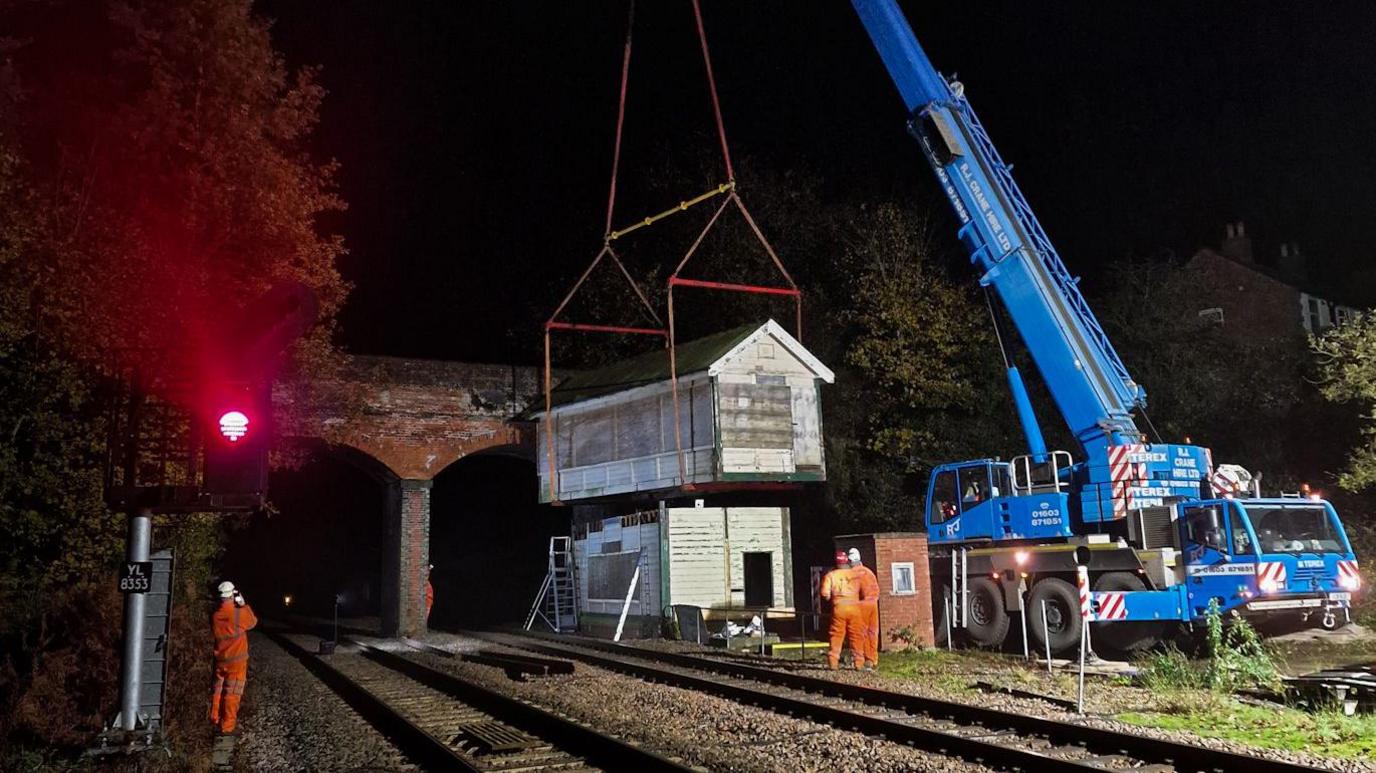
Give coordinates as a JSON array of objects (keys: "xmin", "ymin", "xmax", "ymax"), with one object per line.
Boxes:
[
  {"xmin": 1092, "ymin": 571, "xmax": 1167, "ymax": 655},
  {"xmin": 1027, "ymin": 577, "xmax": 1082, "ymax": 657},
  {"xmin": 964, "ymin": 577, "xmax": 1011, "ymax": 649}
]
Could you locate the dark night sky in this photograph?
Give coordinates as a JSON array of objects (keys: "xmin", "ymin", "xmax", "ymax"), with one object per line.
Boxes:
[{"xmin": 258, "ymin": 1, "xmax": 1376, "ymax": 363}]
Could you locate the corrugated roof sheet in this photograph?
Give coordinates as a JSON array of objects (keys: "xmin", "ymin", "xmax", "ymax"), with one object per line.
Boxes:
[{"xmin": 548, "ymin": 323, "xmax": 760, "ymax": 408}]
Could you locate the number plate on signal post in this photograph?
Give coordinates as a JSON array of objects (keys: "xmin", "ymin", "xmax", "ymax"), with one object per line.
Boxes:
[{"xmin": 119, "ymin": 561, "xmax": 153, "ymax": 593}]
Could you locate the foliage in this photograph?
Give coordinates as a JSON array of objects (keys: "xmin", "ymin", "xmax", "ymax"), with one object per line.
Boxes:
[
  {"xmin": 0, "ymin": 0, "xmax": 346, "ymax": 759},
  {"xmin": 1202, "ymin": 599, "xmax": 1281, "ymax": 692},
  {"xmin": 839, "ymin": 203, "xmax": 1009, "ymax": 466},
  {"xmin": 1138, "ymin": 604, "xmax": 1279, "ymax": 694},
  {"xmin": 1119, "ymin": 694, "xmax": 1376, "ymax": 760},
  {"xmin": 1312, "ymin": 311, "xmax": 1376, "ymax": 490},
  {"xmin": 1136, "ymin": 645, "xmax": 1206, "ymax": 692},
  {"xmin": 887, "ymin": 624, "xmax": 918, "ymax": 647}
]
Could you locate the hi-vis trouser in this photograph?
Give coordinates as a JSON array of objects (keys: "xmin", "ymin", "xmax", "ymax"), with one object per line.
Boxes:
[
  {"xmin": 862, "ymin": 599, "xmax": 879, "ymax": 666},
  {"xmin": 828, "ymin": 600, "xmax": 867, "ymax": 669},
  {"xmin": 209, "ymin": 656, "xmax": 247, "ymax": 732}
]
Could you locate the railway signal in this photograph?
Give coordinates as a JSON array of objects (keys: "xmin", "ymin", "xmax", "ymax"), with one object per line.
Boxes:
[
  {"xmin": 202, "ymin": 380, "xmax": 270, "ymax": 502},
  {"xmin": 200, "ymin": 281, "xmax": 316, "ymax": 506}
]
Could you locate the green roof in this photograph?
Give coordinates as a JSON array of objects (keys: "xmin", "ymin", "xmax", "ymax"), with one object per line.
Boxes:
[{"xmin": 548, "ymin": 323, "xmax": 759, "ymax": 408}]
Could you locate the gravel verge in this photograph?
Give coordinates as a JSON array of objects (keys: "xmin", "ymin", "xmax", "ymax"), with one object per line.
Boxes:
[{"xmin": 233, "ymin": 633, "xmax": 416, "ymax": 772}]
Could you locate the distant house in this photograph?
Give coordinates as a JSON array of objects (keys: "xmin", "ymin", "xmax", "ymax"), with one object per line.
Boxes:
[{"xmin": 1185, "ymin": 222, "xmax": 1360, "ymax": 338}]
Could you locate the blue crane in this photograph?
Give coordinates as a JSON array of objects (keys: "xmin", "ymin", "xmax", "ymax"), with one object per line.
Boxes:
[{"xmin": 848, "ymin": 0, "xmax": 1360, "ymax": 653}]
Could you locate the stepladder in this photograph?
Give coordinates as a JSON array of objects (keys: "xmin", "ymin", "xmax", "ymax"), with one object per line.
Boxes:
[{"xmin": 524, "ymin": 536, "xmax": 577, "ymax": 633}]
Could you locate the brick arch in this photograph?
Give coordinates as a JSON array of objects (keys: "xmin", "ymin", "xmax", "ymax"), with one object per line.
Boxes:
[{"xmin": 275, "ymin": 355, "xmax": 540, "ymax": 635}]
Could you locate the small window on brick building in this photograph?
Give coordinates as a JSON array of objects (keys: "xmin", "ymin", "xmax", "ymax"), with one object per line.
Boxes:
[
  {"xmin": 1198, "ymin": 307, "xmax": 1224, "ymax": 326},
  {"xmin": 891, "ymin": 562, "xmax": 916, "ymax": 596}
]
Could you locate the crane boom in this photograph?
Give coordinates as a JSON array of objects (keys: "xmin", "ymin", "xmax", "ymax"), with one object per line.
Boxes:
[
  {"xmin": 851, "ymin": 0, "xmax": 1143, "ymax": 459},
  {"xmin": 843, "ymin": 2, "xmax": 1359, "ymax": 646}
]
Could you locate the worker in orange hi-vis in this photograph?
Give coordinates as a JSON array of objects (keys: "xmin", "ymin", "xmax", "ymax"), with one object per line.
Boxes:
[
  {"xmin": 209, "ymin": 581, "xmax": 258, "ymax": 734},
  {"xmin": 820, "ymin": 550, "xmax": 866, "ymax": 670},
  {"xmin": 848, "ymin": 547, "xmax": 881, "ymax": 671},
  {"xmin": 425, "ymin": 564, "xmax": 435, "ymax": 623}
]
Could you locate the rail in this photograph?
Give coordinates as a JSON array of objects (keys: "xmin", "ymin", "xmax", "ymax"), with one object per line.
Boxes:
[
  {"xmin": 264, "ymin": 629, "xmax": 692, "ymax": 772},
  {"xmin": 474, "ymin": 629, "xmax": 1327, "ymax": 773}
]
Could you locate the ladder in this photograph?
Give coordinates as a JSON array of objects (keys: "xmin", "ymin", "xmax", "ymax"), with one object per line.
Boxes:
[{"xmin": 524, "ymin": 536, "xmax": 578, "ymax": 633}]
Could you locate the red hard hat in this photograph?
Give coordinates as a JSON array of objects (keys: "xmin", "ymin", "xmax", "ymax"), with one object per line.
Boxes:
[{"xmin": 834, "ymin": 550, "xmax": 849, "ymax": 566}]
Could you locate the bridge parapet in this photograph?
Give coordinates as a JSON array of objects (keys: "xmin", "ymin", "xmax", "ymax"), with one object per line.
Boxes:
[{"xmin": 277, "ymin": 355, "xmax": 540, "ymax": 479}]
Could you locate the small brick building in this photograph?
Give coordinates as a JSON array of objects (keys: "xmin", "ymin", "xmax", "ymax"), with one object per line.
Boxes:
[{"xmin": 833, "ymin": 532, "xmax": 934, "ymax": 651}]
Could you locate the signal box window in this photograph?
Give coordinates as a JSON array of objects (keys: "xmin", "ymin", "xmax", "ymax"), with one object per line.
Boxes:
[{"xmin": 930, "ymin": 470, "xmax": 958, "ymax": 524}]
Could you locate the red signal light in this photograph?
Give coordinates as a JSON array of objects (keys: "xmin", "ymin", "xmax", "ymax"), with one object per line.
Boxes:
[{"xmin": 218, "ymin": 411, "xmax": 250, "ymax": 442}]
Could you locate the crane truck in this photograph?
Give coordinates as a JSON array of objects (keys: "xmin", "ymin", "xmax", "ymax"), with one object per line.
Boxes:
[{"xmin": 849, "ymin": 0, "xmax": 1362, "ymax": 655}]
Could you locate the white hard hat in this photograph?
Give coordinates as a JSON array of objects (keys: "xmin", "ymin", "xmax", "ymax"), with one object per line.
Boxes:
[
  {"xmin": 847, "ymin": 548, "xmax": 862, "ymax": 563},
  {"xmin": 217, "ymin": 581, "xmax": 236, "ymax": 598}
]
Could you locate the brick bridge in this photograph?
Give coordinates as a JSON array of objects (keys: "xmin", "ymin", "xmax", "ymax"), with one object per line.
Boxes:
[{"xmin": 279, "ymin": 355, "xmax": 541, "ymax": 636}]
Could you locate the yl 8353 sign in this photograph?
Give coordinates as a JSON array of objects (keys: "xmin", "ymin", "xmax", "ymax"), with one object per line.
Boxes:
[{"xmin": 119, "ymin": 561, "xmax": 154, "ymax": 593}]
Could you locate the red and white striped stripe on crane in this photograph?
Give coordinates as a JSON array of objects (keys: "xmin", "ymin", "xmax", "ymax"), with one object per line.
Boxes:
[
  {"xmin": 1108, "ymin": 444, "xmax": 1147, "ymax": 519},
  {"xmin": 1337, "ymin": 559, "xmax": 1361, "ymax": 590},
  {"xmin": 1255, "ymin": 561, "xmax": 1287, "ymax": 590},
  {"xmin": 1094, "ymin": 591, "xmax": 1128, "ymax": 621},
  {"xmin": 1210, "ymin": 466, "xmax": 1243, "ymax": 496}
]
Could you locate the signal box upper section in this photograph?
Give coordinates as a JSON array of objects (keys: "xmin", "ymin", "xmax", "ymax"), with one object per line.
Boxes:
[{"xmin": 534, "ymin": 320, "xmax": 834, "ymax": 503}]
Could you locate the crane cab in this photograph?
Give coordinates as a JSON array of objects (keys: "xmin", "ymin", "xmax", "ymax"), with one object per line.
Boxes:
[
  {"xmin": 925, "ymin": 453, "xmax": 1075, "ymax": 544},
  {"xmin": 1178, "ymin": 498, "xmax": 1359, "ymax": 625}
]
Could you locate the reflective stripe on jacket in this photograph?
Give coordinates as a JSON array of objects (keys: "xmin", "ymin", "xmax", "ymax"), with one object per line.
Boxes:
[{"xmin": 213, "ymin": 599, "xmax": 258, "ymax": 664}]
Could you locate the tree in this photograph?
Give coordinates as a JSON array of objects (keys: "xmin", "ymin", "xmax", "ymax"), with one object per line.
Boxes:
[
  {"xmin": 1313, "ymin": 313, "xmax": 1376, "ymax": 490},
  {"xmin": 0, "ymin": 0, "xmax": 345, "ymax": 756},
  {"xmin": 827, "ymin": 202, "xmax": 1015, "ymax": 530}
]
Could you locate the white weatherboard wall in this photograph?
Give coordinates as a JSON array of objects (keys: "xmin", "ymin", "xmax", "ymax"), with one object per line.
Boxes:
[
  {"xmin": 713, "ymin": 334, "xmax": 826, "ymax": 476},
  {"xmin": 572, "ymin": 506, "xmax": 794, "ymax": 625},
  {"xmin": 665, "ymin": 506, "xmax": 792, "ymax": 610}
]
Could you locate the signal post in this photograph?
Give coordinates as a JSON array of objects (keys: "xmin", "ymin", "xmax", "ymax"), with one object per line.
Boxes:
[{"xmin": 96, "ymin": 283, "xmax": 315, "ymax": 752}]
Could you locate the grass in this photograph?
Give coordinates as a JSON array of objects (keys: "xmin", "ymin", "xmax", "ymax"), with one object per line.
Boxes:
[
  {"xmin": 872, "ymin": 633, "xmax": 1375, "ymax": 762},
  {"xmin": 1135, "ymin": 646, "xmax": 1205, "ymax": 691},
  {"xmin": 1118, "ymin": 693, "xmax": 1376, "ymax": 760},
  {"xmin": 875, "ymin": 648, "xmax": 989, "ymax": 692}
]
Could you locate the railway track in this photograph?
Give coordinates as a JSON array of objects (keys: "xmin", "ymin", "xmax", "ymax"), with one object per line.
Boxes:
[
  {"xmin": 265, "ymin": 630, "xmax": 691, "ymax": 772},
  {"xmin": 469, "ymin": 629, "xmax": 1329, "ymax": 773}
]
